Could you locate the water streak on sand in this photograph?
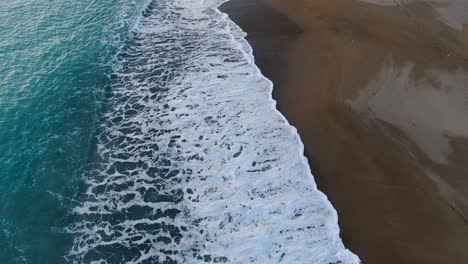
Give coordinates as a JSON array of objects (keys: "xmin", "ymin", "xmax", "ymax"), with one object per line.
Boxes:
[
  {"xmin": 349, "ymin": 64, "xmax": 468, "ymax": 164},
  {"xmin": 360, "ymin": 0, "xmax": 468, "ymax": 29}
]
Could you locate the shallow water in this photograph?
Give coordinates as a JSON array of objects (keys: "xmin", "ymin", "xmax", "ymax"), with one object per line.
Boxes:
[{"xmin": 0, "ymin": 0, "xmax": 358, "ymax": 263}]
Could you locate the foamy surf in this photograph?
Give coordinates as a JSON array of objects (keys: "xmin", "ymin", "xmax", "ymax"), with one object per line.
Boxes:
[{"xmin": 67, "ymin": 0, "xmax": 360, "ymax": 263}]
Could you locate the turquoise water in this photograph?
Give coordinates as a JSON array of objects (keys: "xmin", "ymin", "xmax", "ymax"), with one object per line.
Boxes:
[{"xmin": 0, "ymin": 1, "xmax": 148, "ymax": 262}]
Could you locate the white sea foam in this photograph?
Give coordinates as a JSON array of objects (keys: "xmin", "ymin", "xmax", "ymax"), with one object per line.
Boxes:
[{"xmin": 67, "ymin": 0, "xmax": 360, "ymax": 263}]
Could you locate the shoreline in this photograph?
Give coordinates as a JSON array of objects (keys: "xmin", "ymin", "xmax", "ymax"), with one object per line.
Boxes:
[{"xmin": 220, "ymin": 0, "xmax": 468, "ymax": 263}]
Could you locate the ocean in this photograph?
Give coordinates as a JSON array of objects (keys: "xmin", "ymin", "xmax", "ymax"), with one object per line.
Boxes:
[{"xmin": 0, "ymin": 0, "xmax": 359, "ymax": 263}]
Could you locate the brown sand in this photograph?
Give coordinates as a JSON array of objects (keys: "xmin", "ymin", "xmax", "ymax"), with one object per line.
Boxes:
[{"xmin": 220, "ymin": 0, "xmax": 468, "ymax": 263}]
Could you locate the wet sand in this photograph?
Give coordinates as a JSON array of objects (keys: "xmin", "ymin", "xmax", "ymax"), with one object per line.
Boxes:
[{"xmin": 220, "ymin": 0, "xmax": 468, "ymax": 263}]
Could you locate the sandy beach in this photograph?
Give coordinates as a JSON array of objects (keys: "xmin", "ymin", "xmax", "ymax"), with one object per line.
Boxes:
[{"xmin": 220, "ymin": 0, "xmax": 468, "ymax": 263}]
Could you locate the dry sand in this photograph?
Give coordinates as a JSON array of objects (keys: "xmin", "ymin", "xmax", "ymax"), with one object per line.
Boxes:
[{"xmin": 220, "ymin": 0, "xmax": 468, "ymax": 263}]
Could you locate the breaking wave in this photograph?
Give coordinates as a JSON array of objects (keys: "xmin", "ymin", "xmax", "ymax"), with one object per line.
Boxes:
[{"xmin": 67, "ymin": 0, "xmax": 360, "ymax": 263}]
